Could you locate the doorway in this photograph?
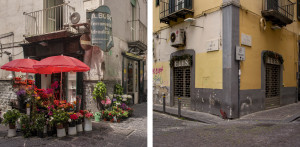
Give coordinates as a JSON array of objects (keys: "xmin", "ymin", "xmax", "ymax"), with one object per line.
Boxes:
[
  {"xmin": 265, "ymin": 63, "xmax": 280, "ymax": 109},
  {"xmin": 173, "ymin": 66, "xmax": 191, "ymax": 109}
]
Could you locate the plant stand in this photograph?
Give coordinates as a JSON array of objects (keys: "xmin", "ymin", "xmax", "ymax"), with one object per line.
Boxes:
[{"xmin": 84, "ymin": 118, "xmax": 92, "ymax": 131}]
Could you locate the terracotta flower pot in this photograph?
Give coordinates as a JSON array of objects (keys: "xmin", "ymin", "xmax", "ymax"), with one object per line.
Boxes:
[
  {"xmin": 117, "ymin": 119, "xmax": 121, "ymax": 123},
  {"xmin": 103, "ymin": 118, "xmax": 107, "ymax": 121},
  {"xmin": 110, "ymin": 119, "xmax": 114, "ymax": 123}
]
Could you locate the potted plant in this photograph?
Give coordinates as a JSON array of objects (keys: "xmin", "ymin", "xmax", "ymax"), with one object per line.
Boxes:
[
  {"xmin": 20, "ymin": 114, "xmax": 32, "ymax": 138},
  {"xmin": 2, "ymin": 109, "xmax": 20, "ymax": 137},
  {"xmin": 52, "ymin": 109, "xmax": 69, "ymax": 137},
  {"xmin": 46, "ymin": 116, "xmax": 54, "ymax": 136},
  {"xmin": 35, "ymin": 114, "xmax": 46, "ymax": 138},
  {"xmin": 76, "ymin": 112, "xmax": 83, "ymax": 132},
  {"xmin": 83, "ymin": 110, "xmax": 94, "ymax": 131},
  {"xmin": 93, "ymin": 81, "xmax": 107, "ymax": 110},
  {"xmin": 102, "ymin": 110, "xmax": 109, "ymax": 121},
  {"xmin": 68, "ymin": 113, "xmax": 78, "ymax": 135}
]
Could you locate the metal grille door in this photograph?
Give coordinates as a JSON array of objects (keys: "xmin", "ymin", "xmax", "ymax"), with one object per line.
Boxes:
[
  {"xmin": 174, "ymin": 67, "xmax": 191, "ymax": 109},
  {"xmin": 265, "ymin": 64, "xmax": 280, "ymax": 109}
]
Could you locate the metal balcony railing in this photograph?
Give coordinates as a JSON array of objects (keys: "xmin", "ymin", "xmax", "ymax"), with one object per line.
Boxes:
[
  {"xmin": 262, "ymin": 0, "xmax": 294, "ymax": 25},
  {"xmin": 159, "ymin": 0, "xmax": 193, "ymax": 23},
  {"xmin": 24, "ymin": 3, "xmax": 75, "ymax": 37},
  {"xmin": 129, "ymin": 20, "xmax": 147, "ymax": 45}
]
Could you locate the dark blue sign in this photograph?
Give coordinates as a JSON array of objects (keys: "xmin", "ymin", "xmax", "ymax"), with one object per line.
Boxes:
[{"xmin": 90, "ymin": 5, "xmax": 114, "ymax": 52}]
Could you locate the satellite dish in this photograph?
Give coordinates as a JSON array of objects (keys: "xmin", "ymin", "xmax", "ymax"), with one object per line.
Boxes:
[{"xmin": 70, "ymin": 12, "xmax": 80, "ymax": 24}]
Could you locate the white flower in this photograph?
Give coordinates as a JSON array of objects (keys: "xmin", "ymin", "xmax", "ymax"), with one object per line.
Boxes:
[
  {"xmin": 68, "ymin": 119, "xmax": 71, "ymax": 122},
  {"xmin": 50, "ymin": 117, "xmax": 53, "ymax": 121}
]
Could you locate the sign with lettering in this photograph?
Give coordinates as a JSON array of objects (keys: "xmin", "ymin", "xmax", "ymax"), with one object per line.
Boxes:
[
  {"xmin": 174, "ymin": 59, "xmax": 190, "ymax": 67},
  {"xmin": 236, "ymin": 46, "xmax": 245, "ymax": 61},
  {"xmin": 89, "ymin": 5, "xmax": 114, "ymax": 52},
  {"xmin": 241, "ymin": 33, "xmax": 252, "ymax": 47},
  {"xmin": 206, "ymin": 39, "xmax": 219, "ymax": 52}
]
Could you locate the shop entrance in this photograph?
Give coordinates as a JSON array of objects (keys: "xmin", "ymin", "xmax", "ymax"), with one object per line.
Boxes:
[
  {"xmin": 37, "ymin": 72, "xmax": 77, "ymax": 102},
  {"xmin": 173, "ymin": 66, "xmax": 191, "ymax": 109},
  {"xmin": 265, "ymin": 63, "xmax": 280, "ymax": 109}
]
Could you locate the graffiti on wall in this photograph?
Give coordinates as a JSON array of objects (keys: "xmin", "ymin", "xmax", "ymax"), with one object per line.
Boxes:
[{"xmin": 153, "ymin": 66, "xmax": 164, "ymax": 84}]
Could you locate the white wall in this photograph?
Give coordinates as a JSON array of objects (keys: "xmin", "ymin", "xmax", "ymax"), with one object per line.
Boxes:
[
  {"xmin": 154, "ymin": 10, "xmax": 222, "ymax": 62},
  {"xmin": 0, "ymin": 0, "xmax": 43, "ymax": 80}
]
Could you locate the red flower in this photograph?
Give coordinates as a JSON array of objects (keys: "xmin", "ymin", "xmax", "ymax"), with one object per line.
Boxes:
[{"xmin": 109, "ymin": 113, "xmax": 111, "ymax": 115}]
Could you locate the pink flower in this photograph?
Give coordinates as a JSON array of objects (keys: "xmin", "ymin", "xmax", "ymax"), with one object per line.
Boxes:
[
  {"xmin": 105, "ymin": 98, "xmax": 111, "ymax": 105},
  {"xmin": 101, "ymin": 100, "xmax": 105, "ymax": 104}
]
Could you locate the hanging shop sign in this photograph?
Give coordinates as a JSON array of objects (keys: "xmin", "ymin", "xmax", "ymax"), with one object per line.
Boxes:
[{"xmin": 89, "ymin": 5, "xmax": 114, "ymax": 52}]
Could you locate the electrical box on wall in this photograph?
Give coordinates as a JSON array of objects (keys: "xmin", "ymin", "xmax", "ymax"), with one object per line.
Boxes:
[{"xmin": 170, "ymin": 29, "xmax": 185, "ymax": 48}]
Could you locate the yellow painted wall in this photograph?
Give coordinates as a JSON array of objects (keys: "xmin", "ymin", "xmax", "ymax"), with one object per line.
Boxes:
[
  {"xmin": 240, "ymin": 0, "xmax": 300, "ymax": 35},
  {"xmin": 240, "ymin": 9, "xmax": 298, "ymax": 90},
  {"xmin": 153, "ymin": 0, "xmax": 222, "ymax": 32},
  {"xmin": 195, "ymin": 51, "xmax": 223, "ymax": 89},
  {"xmin": 153, "ymin": 61, "xmax": 171, "ymax": 87}
]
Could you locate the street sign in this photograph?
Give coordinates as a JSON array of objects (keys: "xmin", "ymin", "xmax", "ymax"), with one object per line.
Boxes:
[
  {"xmin": 89, "ymin": 5, "xmax": 114, "ymax": 52},
  {"xmin": 236, "ymin": 46, "xmax": 245, "ymax": 61}
]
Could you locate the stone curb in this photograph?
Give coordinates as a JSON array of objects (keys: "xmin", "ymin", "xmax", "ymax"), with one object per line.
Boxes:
[{"xmin": 153, "ymin": 104, "xmax": 223, "ymax": 124}]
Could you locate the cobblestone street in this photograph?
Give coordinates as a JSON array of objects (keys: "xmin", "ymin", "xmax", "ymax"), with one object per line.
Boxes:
[
  {"xmin": 154, "ymin": 112, "xmax": 300, "ymax": 147},
  {"xmin": 0, "ymin": 103, "xmax": 147, "ymax": 147}
]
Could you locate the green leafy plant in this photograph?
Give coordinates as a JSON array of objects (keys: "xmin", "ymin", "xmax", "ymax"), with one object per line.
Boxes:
[
  {"xmin": 52, "ymin": 109, "xmax": 69, "ymax": 126},
  {"xmin": 263, "ymin": 51, "xmax": 284, "ymax": 64},
  {"xmin": 2, "ymin": 109, "xmax": 20, "ymax": 125},
  {"xmin": 20, "ymin": 114, "xmax": 32, "ymax": 138},
  {"xmin": 114, "ymin": 84, "xmax": 123, "ymax": 95},
  {"xmin": 34, "ymin": 114, "xmax": 46, "ymax": 132},
  {"xmin": 93, "ymin": 82, "xmax": 107, "ymax": 100}
]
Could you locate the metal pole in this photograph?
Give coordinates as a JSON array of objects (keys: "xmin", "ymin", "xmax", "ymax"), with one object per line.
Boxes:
[
  {"xmin": 178, "ymin": 96, "xmax": 181, "ymax": 117},
  {"xmin": 163, "ymin": 93, "xmax": 166, "ymax": 113},
  {"xmin": 60, "ymin": 68, "xmax": 62, "ymax": 101}
]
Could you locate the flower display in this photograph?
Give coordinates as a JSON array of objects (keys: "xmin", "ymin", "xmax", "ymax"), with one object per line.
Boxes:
[{"xmin": 70, "ymin": 113, "xmax": 79, "ymax": 120}]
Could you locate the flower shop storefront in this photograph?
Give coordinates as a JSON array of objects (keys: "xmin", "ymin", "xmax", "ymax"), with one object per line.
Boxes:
[
  {"xmin": 0, "ymin": 34, "xmax": 136, "ymax": 138},
  {"xmin": 21, "ymin": 35, "xmax": 85, "ymax": 105}
]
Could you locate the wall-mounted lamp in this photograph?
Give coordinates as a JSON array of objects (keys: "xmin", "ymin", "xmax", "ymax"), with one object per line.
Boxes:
[{"xmin": 184, "ymin": 18, "xmax": 204, "ymax": 28}]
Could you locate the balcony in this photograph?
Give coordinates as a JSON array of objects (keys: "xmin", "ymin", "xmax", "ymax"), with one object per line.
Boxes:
[
  {"xmin": 128, "ymin": 20, "xmax": 147, "ymax": 55},
  {"xmin": 23, "ymin": 3, "xmax": 77, "ymax": 42},
  {"xmin": 262, "ymin": 0, "xmax": 294, "ymax": 27},
  {"xmin": 159, "ymin": 0, "xmax": 193, "ymax": 24}
]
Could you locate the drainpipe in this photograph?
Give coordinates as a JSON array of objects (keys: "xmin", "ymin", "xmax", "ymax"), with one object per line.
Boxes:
[{"xmin": 238, "ymin": 61, "xmax": 241, "ymax": 118}]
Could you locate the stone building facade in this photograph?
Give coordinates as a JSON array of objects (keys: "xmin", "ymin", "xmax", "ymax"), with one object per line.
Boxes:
[{"xmin": 0, "ymin": 0, "xmax": 147, "ymax": 113}]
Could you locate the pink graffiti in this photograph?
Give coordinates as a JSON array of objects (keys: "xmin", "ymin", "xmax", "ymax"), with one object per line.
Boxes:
[{"xmin": 153, "ymin": 67, "xmax": 164, "ymax": 74}]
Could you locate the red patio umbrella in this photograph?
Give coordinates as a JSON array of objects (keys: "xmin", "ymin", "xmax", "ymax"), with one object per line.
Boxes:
[
  {"xmin": 33, "ymin": 55, "xmax": 90, "ymax": 100},
  {"xmin": 1, "ymin": 58, "xmax": 38, "ymax": 73}
]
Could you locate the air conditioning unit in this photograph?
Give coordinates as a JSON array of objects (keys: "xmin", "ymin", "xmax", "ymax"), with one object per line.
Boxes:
[
  {"xmin": 170, "ymin": 29, "xmax": 185, "ymax": 48},
  {"xmin": 176, "ymin": 0, "xmax": 184, "ymax": 11}
]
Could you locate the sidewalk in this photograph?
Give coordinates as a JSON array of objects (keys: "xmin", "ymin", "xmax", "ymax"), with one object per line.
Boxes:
[
  {"xmin": 239, "ymin": 102, "xmax": 300, "ymax": 123},
  {"xmin": 153, "ymin": 104, "xmax": 224, "ymax": 124}
]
